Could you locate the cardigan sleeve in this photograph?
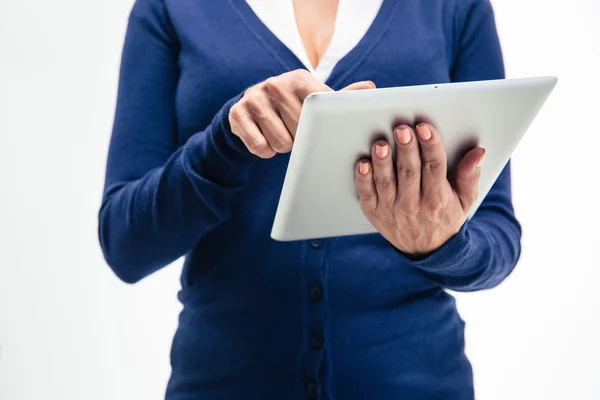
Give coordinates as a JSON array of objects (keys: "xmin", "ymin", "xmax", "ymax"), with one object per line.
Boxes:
[
  {"xmin": 98, "ymin": 0, "xmax": 256, "ymax": 283},
  {"xmin": 401, "ymin": 0, "xmax": 522, "ymax": 291}
]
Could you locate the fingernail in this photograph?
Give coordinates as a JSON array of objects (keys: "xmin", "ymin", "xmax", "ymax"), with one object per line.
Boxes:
[
  {"xmin": 395, "ymin": 127, "xmax": 411, "ymax": 144},
  {"xmin": 417, "ymin": 124, "xmax": 432, "ymax": 141},
  {"xmin": 476, "ymin": 149, "xmax": 486, "ymax": 168},
  {"xmin": 366, "ymin": 80, "xmax": 376, "ymax": 88},
  {"xmin": 359, "ymin": 161, "xmax": 370, "ymax": 175},
  {"xmin": 375, "ymin": 144, "xmax": 389, "ymax": 159}
]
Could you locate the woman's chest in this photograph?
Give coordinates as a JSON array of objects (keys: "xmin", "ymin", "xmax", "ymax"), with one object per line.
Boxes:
[{"xmin": 168, "ymin": 0, "xmax": 456, "ymax": 145}]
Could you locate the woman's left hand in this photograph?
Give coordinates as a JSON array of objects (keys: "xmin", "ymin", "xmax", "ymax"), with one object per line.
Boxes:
[{"xmin": 355, "ymin": 123, "xmax": 486, "ymax": 258}]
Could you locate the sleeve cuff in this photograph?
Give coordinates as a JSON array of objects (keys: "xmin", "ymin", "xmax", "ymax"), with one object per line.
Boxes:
[{"xmin": 395, "ymin": 222, "xmax": 474, "ymax": 274}]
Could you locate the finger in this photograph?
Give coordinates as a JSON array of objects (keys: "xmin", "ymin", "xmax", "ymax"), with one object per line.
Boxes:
[
  {"xmin": 371, "ymin": 140, "xmax": 396, "ymax": 209},
  {"xmin": 415, "ymin": 123, "xmax": 450, "ymax": 212},
  {"xmin": 454, "ymin": 147, "xmax": 485, "ymax": 212},
  {"xmin": 341, "ymin": 81, "xmax": 376, "ymax": 91},
  {"xmin": 245, "ymin": 92, "xmax": 293, "ymax": 154},
  {"xmin": 288, "ymin": 70, "xmax": 332, "ymax": 102},
  {"xmin": 275, "ymin": 80, "xmax": 375, "ymax": 137},
  {"xmin": 355, "ymin": 160, "xmax": 377, "ymax": 215},
  {"xmin": 393, "ymin": 125, "xmax": 421, "ymax": 217},
  {"xmin": 277, "ymin": 97, "xmax": 302, "ymax": 139},
  {"xmin": 230, "ymin": 104, "xmax": 276, "ymax": 159},
  {"xmin": 263, "ymin": 79, "xmax": 303, "ymax": 138}
]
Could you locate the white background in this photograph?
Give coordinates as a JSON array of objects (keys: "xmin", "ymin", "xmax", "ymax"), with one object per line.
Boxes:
[{"xmin": 0, "ymin": 0, "xmax": 599, "ymax": 399}]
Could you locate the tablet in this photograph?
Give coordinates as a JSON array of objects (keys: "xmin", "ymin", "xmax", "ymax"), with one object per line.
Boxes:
[{"xmin": 271, "ymin": 76, "xmax": 557, "ymax": 241}]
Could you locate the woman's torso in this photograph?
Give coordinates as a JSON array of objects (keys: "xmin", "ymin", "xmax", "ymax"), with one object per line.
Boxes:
[{"xmin": 165, "ymin": 0, "xmax": 472, "ymax": 398}]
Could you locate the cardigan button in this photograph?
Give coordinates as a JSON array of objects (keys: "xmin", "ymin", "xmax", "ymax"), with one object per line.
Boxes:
[
  {"xmin": 307, "ymin": 381, "xmax": 319, "ymax": 397},
  {"xmin": 309, "ymin": 239, "xmax": 322, "ymax": 249},
  {"xmin": 309, "ymin": 286, "xmax": 323, "ymax": 301},
  {"xmin": 310, "ymin": 333, "xmax": 324, "ymax": 349}
]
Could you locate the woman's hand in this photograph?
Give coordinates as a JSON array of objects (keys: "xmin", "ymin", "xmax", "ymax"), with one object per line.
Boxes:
[
  {"xmin": 355, "ymin": 123, "xmax": 486, "ymax": 258},
  {"xmin": 229, "ymin": 69, "xmax": 375, "ymax": 158}
]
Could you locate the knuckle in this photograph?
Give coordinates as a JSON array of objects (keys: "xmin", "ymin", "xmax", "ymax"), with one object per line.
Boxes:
[
  {"xmin": 423, "ymin": 159, "xmax": 445, "ymax": 174},
  {"xmin": 358, "ymin": 191, "xmax": 377, "ymax": 212},
  {"xmin": 398, "ymin": 166, "xmax": 419, "ymax": 180},
  {"xmin": 400, "ymin": 199, "xmax": 419, "ymax": 217},
  {"xmin": 245, "ymin": 97, "xmax": 268, "ymax": 120},
  {"xmin": 243, "ymin": 86, "xmax": 259, "ymax": 99},
  {"xmin": 292, "ymin": 68, "xmax": 310, "ymax": 78},
  {"xmin": 229, "ymin": 103, "xmax": 242, "ymax": 120},
  {"xmin": 247, "ymin": 138, "xmax": 269, "ymax": 154},
  {"xmin": 374, "ymin": 176, "xmax": 394, "ymax": 191},
  {"xmin": 270, "ymin": 136, "xmax": 292, "ymax": 153},
  {"xmin": 240, "ymin": 93, "xmax": 255, "ymax": 107},
  {"xmin": 424, "ymin": 194, "xmax": 444, "ymax": 213},
  {"xmin": 359, "ymin": 190, "xmax": 374, "ymax": 202},
  {"xmin": 263, "ymin": 77, "xmax": 283, "ymax": 95},
  {"xmin": 290, "ymin": 70, "xmax": 312, "ymax": 89}
]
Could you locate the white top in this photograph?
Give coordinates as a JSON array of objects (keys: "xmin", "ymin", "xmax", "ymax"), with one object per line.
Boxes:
[{"xmin": 245, "ymin": 0, "xmax": 383, "ymax": 82}]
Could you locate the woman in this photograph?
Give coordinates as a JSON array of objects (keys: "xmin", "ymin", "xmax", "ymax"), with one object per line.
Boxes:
[{"xmin": 99, "ymin": 0, "xmax": 520, "ymax": 398}]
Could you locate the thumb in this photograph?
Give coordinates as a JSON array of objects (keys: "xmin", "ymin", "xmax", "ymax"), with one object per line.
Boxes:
[
  {"xmin": 341, "ymin": 80, "xmax": 376, "ymax": 91},
  {"xmin": 454, "ymin": 147, "xmax": 486, "ymax": 212}
]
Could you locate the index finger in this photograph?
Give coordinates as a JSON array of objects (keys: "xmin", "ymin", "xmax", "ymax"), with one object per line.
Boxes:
[{"xmin": 289, "ymin": 70, "xmax": 332, "ymax": 101}]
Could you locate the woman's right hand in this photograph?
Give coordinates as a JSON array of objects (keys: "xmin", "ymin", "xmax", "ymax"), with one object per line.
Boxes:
[{"xmin": 229, "ymin": 69, "xmax": 375, "ymax": 158}]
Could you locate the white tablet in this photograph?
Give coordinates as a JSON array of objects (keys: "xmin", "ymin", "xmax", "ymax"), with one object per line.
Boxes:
[{"xmin": 271, "ymin": 76, "xmax": 557, "ymax": 241}]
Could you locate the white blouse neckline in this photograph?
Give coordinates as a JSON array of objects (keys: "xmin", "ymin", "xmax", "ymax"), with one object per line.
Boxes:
[{"xmin": 245, "ymin": 0, "xmax": 383, "ymax": 82}]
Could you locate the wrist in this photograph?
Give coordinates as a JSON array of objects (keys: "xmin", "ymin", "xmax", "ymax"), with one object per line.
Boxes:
[
  {"xmin": 391, "ymin": 224, "xmax": 463, "ymax": 260},
  {"xmin": 393, "ymin": 222, "xmax": 473, "ymax": 272}
]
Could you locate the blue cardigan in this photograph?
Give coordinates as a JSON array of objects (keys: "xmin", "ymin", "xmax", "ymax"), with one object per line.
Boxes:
[{"xmin": 99, "ymin": 0, "xmax": 521, "ymax": 398}]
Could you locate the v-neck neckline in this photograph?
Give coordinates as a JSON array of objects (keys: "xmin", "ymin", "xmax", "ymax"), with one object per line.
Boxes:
[{"xmin": 228, "ymin": 0, "xmax": 398, "ymax": 88}]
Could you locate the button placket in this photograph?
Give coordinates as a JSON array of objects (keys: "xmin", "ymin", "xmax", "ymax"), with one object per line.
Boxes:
[
  {"xmin": 309, "ymin": 285, "xmax": 323, "ymax": 301},
  {"xmin": 301, "ymin": 239, "xmax": 329, "ymax": 399},
  {"xmin": 310, "ymin": 333, "xmax": 324, "ymax": 349}
]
